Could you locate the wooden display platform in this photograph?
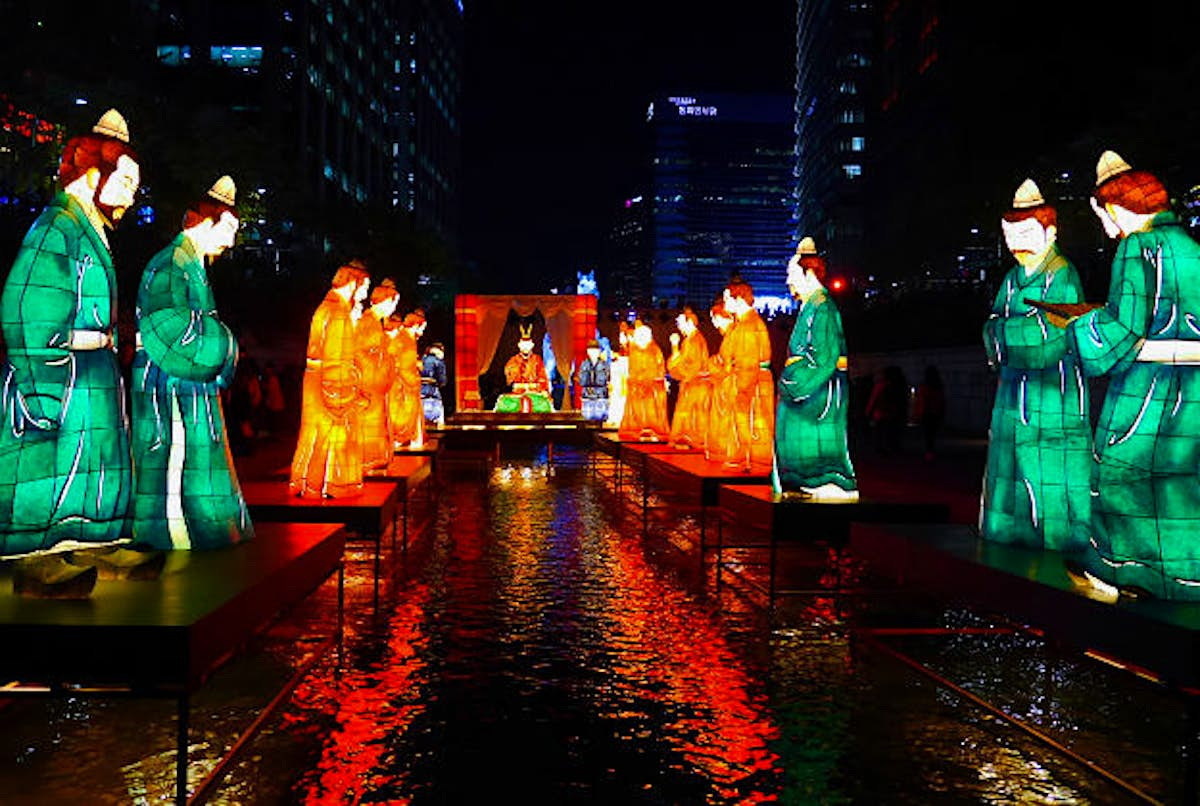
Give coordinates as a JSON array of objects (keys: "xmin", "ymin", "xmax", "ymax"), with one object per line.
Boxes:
[
  {"xmin": 851, "ymin": 522, "xmax": 1200, "ymax": 688},
  {"xmin": 0, "ymin": 522, "xmax": 345, "ymax": 804},
  {"xmin": 640, "ymin": 452, "xmax": 770, "ymax": 540},
  {"xmin": 241, "ymin": 478, "xmax": 405, "ymax": 588},
  {"xmin": 716, "ymin": 483, "xmax": 950, "ymax": 601},
  {"xmin": 441, "ymin": 411, "xmax": 605, "ymax": 465}
]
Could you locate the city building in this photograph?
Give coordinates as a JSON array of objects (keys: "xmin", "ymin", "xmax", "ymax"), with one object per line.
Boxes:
[
  {"xmin": 793, "ymin": 0, "xmax": 874, "ymax": 284},
  {"xmin": 646, "ymin": 92, "xmax": 794, "ymax": 309}
]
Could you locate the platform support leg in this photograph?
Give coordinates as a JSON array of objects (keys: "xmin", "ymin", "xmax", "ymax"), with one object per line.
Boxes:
[
  {"xmin": 176, "ymin": 694, "xmax": 190, "ymax": 805},
  {"xmin": 337, "ymin": 562, "xmax": 345, "ymax": 674},
  {"xmin": 715, "ymin": 513, "xmax": 724, "ymax": 591},
  {"xmin": 1186, "ymin": 697, "xmax": 1200, "ymax": 804}
]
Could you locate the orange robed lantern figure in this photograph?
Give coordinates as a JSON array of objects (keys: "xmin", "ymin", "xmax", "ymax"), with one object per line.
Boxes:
[
  {"xmin": 667, "ymin": 306, "xmax": 711, "ymax": 450},
  {"xmin": 389, "ymin": 309, "xmax": 426, "ymax": 450},
  {"xmin": 705, "ymin": 300, "xmax": 737, "ymax": 463},
  {"xmin": 290, "ymin": 261, "xmax": 371, "ymax": 497},
  {"xmin": 359, "ymin": 278, "xmax": 401, "ymax": 472},
  {"xmin": 722, "ymin": 281, "xmax": 774, "ymax": 471},
  {"xmin": 619, "ymin": 319, "xmax": 670, "ymax": 441}
]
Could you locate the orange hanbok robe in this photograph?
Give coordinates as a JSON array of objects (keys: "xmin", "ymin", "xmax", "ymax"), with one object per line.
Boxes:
[
  {"xmin": 388, "ymin": 326, "xmax": 424, "ymax": 448},
  {"xmin": 706, "ymin": 326, "xmax": 737, "ymax": 463},
  {"xmin": 668, "ymin": 331, "xmax": 711, "ymax": 449},
  {"xmin": 357, "ymin": 315, "xmax": 394, "ymax": 472},
  {"xmin": 290, "ymin": 292, "xmax": 367, "ymax": 497},
  {"xmin": 726, "ymin": 310, "xmax": 774, "ymax": 469},
  {"xmin": 504, "ymin": 352, "xmax": 549, "ymax": 392},
  {"xmin": 619, "ymin": 340, "xmax": 669, "ymax": 441}
]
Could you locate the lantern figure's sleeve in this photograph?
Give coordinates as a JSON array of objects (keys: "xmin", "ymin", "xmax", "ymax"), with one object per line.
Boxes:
[
  {"xmin": 778, "ymin": 299, "xmax": 838, "ymax": 402},
  {"xmin": 1068, "ymin": 237, "xmax": 1150, "ymax": 377},
  {"xmin": 731, "ymin": 318, "xmax": 771, "ymax": 404},
  {"xmin": 985, "ymin": 261, "xmax": 1083, "ymax": 371},
  {"xmin": 668, "ymin": 332, "xmax": 707, "ymax": 382},
  {"xmin": 312, "ymin": 301, "xmax": 363, "ymax": 413},
  {"xmin": 0, "ymin": 207, "xmax": 84, "ymax": 428},
  {"xmin": 137, "ymin": 238, "xmax": 235, "ymax": 385}
]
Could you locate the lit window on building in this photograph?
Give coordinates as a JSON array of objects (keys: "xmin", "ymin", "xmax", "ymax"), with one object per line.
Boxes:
[
  {"xmin": 851, "ymin": 136, "xmax": 865, "ymax": 151},
  {"xmin": 838, "ymin": 81, "xmax": 857, "ymax": 94},
  {"xmin": 843, "ymin": 164, "xmax": 862, "ymax": 179},
  {"xmin": 156, "ymin": 45, "xmax": 192, "ymax": 65}
]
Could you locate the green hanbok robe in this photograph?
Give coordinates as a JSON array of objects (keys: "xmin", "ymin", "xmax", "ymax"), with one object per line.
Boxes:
[
  {"xmin": 773, "ymin": 289, "xmax": 856, "ymax": 493},
  {"xmin": 130, "ymin": 233, "xmax": 252, "ymax": 550},
  {"xmin": 0, "ymin": 192, "xmax": 132, "ymax": 557},
  {"xmin": 1066, "ymin": 212, "xmax": 1200, "ymax": 599},
  {"xmin": 981, "ymin": 245, "xmax": 1092, "ymax": 552}
]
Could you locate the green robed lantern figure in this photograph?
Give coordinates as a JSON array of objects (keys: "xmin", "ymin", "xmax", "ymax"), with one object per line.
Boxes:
[
  {"xmin": 1060, "ymin": 151, "xmax": 1200, "ymax": 601},
  {"xmin": 980, "ymin": 179, "xmax": 1091, "ymax": 552},
  {"xmin": 771, "ymin": 238, "xmax": 858, "ymax": 500},
  {"xmin": 0, "ymin": 110, "xmax": 143, "ymax": 596},
  {"xmin": 129, "ymin": 176, "xmax": 253, "ymax": 550}
]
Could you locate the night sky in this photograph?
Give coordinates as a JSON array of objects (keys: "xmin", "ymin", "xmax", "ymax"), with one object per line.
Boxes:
[{"xmin": 460, "ymin": 1, "xmax": 796, "ymax": 290}]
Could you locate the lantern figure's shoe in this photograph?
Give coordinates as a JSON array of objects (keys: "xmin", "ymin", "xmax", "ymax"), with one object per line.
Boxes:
[
  {"xmin": 801, "ymin": 483, "xmax": 859, "ymax": 501},
  {"xmin": 69, "ymin": 546, "xmax": 167, "ymax": 581},
  {"xmin": 12, "ymin": 555, "xmax": 98, "ymax": 598},
  {"xmin": 1064, "ymin": 559, "xmax": 1119, "ymax": 604}
]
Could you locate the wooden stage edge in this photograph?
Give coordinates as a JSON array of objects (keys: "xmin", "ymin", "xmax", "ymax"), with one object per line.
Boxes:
[{"xmin": 851, "ymin": 522, "xmax": 1200, "ymax": 689}]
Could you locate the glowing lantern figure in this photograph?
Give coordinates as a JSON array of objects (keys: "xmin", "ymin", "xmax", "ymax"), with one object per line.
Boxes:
[
  {"xmin": 358, "ymin": 279, "xmax": 400, "ymax": 471},
  {"xmin": 496, "ymin": 323, "xmax": 553, "ymax": 413},
  {"xmin": 604, "ymin": 323, "xmax": 631, "ymax": 428},
  {"xmin": 1063, "ymin": 151, "xmax": 1200, "ymax": 600},
  {"xmin": 704, "ymin": 301, "xmax": 736, "ymax": 463},
  {"xmin": 667, "ymin": 307, "xmax": 711, "ymax": 450},
  {"xmin": 618, "ymin": 320, "xmax": 669, "ymax": 441},
  {"xmin": 722, "ymin": 281, "xmax": 774, "ymax": 470},
  {"xmin": 576, "ymin": 338, "xmax": 610, "ymax": 421},
  {"xmin": 772, "ymin": 238, "xmax": 858, "ymax": 499},
  {"xmin": 389, "ymin": 309, "xmax": 427, "ymax": 447},
  {"xmin": 0, "ymin": 110, "xmax": 140, "ymax": 594},
  {"xmin": 130, "ymin": 176, "xmax": 253, "ymax": 549},
  {"xmin": 420, "ymin": 342, "xmax": 448, "ymax": 427},
  {"xmin": 290, "ymin": 262, "xmax": 370, "ymax": 497},
  {"xmin": 980, "ymin": 179, "xmax": 1092, "ymax": 552}
]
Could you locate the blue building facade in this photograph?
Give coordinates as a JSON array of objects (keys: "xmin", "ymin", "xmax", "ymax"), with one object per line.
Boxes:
[{"xmin": 648, "ymin": 93, "xmax": 795, "ymax": 309}]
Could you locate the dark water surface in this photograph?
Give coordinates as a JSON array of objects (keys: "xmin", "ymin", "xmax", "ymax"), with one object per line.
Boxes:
[{"xmin": 0, "ymin": 452, "xmax": 1183, "ymax": 804}]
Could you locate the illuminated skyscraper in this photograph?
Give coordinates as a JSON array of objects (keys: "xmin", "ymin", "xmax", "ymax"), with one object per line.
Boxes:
[
  {"xmin": 793, "ymin": 0, "xmax": 874, "ymax": 283},
  {"xmin": 647, "ymin": 92, "xmax": 794, "ymax": 309}
]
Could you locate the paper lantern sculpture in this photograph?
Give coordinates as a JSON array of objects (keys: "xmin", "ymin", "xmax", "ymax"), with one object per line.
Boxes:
[
  {"xmin": 772, "ymin": 239, "xmax": 858, "ymax": 499},
  {"xmin": 979, "ymin": 180, "xmax": 1091, "ymax": 551},
  {"xmin": 1062, "ymin": 151, "xmax": 1200, "ymax": 600},
  {"xmin": 576, "ymin": 338, "xmax": 610, "ymax": 421},
  {"xmin": 618, "ymin": 320, "xmax": 669, "ymax": 441},
  {"xmin": 290, "ymin": 262, "xmax": 370, "ymax": 497},
  {"xmin": 358, "ymin": 279, "xmax": 400, "ymax": 472},
  {"xmin": 0, "ymin": 110, "xmax": 140, "ymax": 593},
  {"xmin": 667, "ymin": 307, "xmax": 711, "ymax": 450},
  {"xmin": 129, "ymin": 176, "xmax": 253, "ymax": 549},
  {"xmin": 389, "ymin": 310, "xmax": 427, "ymax": 447},
  {"xmin": 420, "ymin": 342, "xmax": 448, "ymax": 427},
  {"xmin": 705, "ymin": 301, "xmax": 737, "ymax": 463},
  {"xmin": 496, "ymin": 323, "xmax": 554, "ymax": 413},
  {"xmin": 721, "ymin": 281, "xmax": 774, "ymax": 470},
  {"xmin": 604, "ymin": 323, "xmax": 631, "ymax": 428}
]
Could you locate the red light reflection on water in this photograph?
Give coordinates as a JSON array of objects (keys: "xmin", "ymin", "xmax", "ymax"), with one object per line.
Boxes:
[
  {"xmin": 600, "ymin": 531, "xmax": 783, "ymax": 802},
  {"xmin": 285, "ymin": 585, "xmax": 431, "ymax": 804}
]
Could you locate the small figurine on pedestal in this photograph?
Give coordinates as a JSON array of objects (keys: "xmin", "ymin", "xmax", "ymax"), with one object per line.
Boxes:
[
  {"xmin": 290, "ymin": 261, "xmax": 371, "ymax": 497},
  {"xmin": 722, "ymin": 281, "xmax": 774, "ymax": 471},
  {"xmin": 667, "ymin": 307, "xmax": 710, "ymax": 450},
  {"xmin": 389, "ymin": 310, "xmax": 427, "ymax": 449},
  {"xmin": 705, "ymin": 301, "xmax": 736, "ymax": 463},
  {"xmin": 359, "ymin": 279, "xmax": 400, "ymax": 473},
  {"xmin": 577, "ymin": 338, "xmax": 610, "ymax": 422},
  {"xmin": 772, "ymin": 238, "xmax": 858, "ymax": 500},
  {"xmin": 421, "ymin": 342, "xmax": 448, "ymax": 427},
  {"xmin": 619, "ymin": 320, "xmax": 669, "ymax": 442}
]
